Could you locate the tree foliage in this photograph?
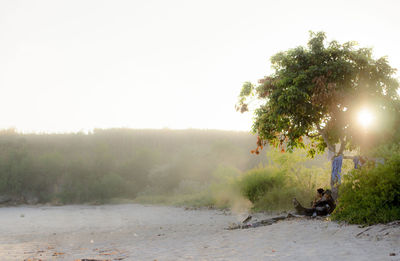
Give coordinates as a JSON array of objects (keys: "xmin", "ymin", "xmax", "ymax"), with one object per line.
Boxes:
[{"xmin": 237, "ymin": 32, "xmax": 400, "ymax": 157}]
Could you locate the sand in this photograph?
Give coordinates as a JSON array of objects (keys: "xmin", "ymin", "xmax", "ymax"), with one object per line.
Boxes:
[{"xmin": 0, "ymin": 204, "xmax": 399, "ymax": 261}]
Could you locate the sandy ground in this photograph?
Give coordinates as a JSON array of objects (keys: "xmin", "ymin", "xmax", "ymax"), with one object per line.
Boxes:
[{"xmin": 0, "ymin": 204, "xmax": 399, "ymax": 261}]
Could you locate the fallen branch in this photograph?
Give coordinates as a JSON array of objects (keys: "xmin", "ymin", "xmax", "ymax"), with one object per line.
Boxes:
[
  {"xmin": 226, "ymin": 213, "xmax": 309, "ymax": 230},
  {"xmin": 356, "ymin": 227, "xmax": 372, "ymax": 237}
]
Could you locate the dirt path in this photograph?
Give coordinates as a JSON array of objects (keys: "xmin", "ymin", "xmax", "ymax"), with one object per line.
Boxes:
[{"xmin": 0, "ymin": 204, "xmax": 399, "ymax": 260}]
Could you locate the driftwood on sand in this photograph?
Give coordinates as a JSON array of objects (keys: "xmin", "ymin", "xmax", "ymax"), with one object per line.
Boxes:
[
  {"xmin": 226, "ymin": 197, "xmax": 335, "ymax": 230},
  {"xmin": 226, "ymin": 213, "xmax": 318, "ymax": 230}
]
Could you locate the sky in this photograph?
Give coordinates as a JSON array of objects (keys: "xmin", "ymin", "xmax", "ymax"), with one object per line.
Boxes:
[{"xmin": 1, "ymin": 0, "xmax": 399, "ymax": 133}]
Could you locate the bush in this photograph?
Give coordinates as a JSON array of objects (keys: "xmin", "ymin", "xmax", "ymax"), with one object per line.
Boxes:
[
  {"xmin": 238, "ymin": 167, "xmax": 286, "ymax": 203},
  {"xmin": 235, "ymin": 149, "xmax": 331, "ymax": 212},
  {"xmin": 332, "ymin": 150, "xmax": 400, "ymax": 225},
  {"xmin": 237, "ymin": 167, "xmax": 320, "ymax": 211}
]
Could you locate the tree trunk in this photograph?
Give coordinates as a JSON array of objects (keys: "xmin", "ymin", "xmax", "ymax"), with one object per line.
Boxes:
[
  {"xmin": 317, "ymin": 127, "xmax": 340, "ymax": 200},
  {"xmin": 329, "ymin": 151, "xmax": 340, "ymax": 201}
]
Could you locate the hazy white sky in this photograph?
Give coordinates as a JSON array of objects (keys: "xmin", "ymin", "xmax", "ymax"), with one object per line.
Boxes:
[{"xmin": 1, "ymin": 0, "xmax": 399, "ymax": 133}]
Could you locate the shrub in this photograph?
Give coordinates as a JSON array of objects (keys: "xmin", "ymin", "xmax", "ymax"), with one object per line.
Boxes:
[
  {"xmin": 238, "ymin": 167, "xmax": 286, "ymax": 203},
  {"xmin": 234, "ymin": 149, "xmax": 331, "ymax": 212},
  {"xmin": 332, "ymin": 150, "xmax": 400, "ymax": 225}
]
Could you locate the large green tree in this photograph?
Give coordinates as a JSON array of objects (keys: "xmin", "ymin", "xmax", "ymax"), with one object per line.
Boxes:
[{"xmin": 237, "ymin": 32, "xmax": 400, "ymax": 193}]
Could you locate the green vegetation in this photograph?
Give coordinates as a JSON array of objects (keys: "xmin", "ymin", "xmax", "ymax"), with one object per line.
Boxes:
[
  {"xmin": 0, "ymin": 127, "xmax": 333, "ymax": 213},
  {"xmin": 237, "ymin": 150, "xmax": 330, "ymax": 211},
  {"xmin": 140, "ymin": 148, "xmax": 332, "ymax": 212},
  {"xmin": 332, "ymin": 146, "xmax": 400, "ymax": 225},
  {"xmin": 236, "ymin": 31, "xmax": 400, "ymax": 223},
  {"xmin": 134, "ymin": 149, "xmax": 331, "ymax": 212},
  {"xmin": 0, "ymin": 128, "xmax": 266, "ymax": 204},
  {"xmin": 239, "ymin": 167, "xmax": 285, "ymax": 204}
]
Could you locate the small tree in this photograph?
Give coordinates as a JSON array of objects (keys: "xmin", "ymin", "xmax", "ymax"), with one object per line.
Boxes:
[{"xmin": 237, "ymin": 32, "xmax": 400, "ymax": 196}]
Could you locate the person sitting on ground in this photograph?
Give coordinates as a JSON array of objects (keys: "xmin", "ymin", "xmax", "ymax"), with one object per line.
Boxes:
[
  {"xmin": 314, "ymin": 190, "xmax": 336, "ymax": 215},
  {"xmin": 293, "ymin": 189, "xmax": 336, "ymax": 216},
  {"xmin": 311, "ymin": 188, "xmax": 325, "ymax": 207}
]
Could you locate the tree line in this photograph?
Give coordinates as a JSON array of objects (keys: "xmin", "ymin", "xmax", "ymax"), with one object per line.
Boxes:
[{"xmin": 0, "ymin": 128, "xmax": 266, "ymax": 204}]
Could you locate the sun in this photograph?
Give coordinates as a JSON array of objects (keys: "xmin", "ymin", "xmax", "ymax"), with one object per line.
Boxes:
[{"xmin": 357, "ymin": 108, "xmax": 374, "ymax": 128}]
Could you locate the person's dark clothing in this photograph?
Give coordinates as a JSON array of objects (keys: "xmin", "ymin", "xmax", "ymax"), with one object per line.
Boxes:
[{"xmin": 293, "ymin": 197, "xmax": 336, "ymax": 216}]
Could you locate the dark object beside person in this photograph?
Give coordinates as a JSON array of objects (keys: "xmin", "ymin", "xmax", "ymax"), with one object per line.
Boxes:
[{"xmin": 293, "ymin": 189, "xmax": 336, "ymax": 216}]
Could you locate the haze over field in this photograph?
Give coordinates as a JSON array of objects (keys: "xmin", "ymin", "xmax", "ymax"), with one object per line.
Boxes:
[
  {"xmin": 1, "ymin": 0, "xmax": 400, "ymax": 133},
  {"xmin": 2, "ymin": 1, "xmax": 400, "ymax": 260},
  {"xmin": 0, "ymin": 129, "xmax": 271, "ymax": 204}
]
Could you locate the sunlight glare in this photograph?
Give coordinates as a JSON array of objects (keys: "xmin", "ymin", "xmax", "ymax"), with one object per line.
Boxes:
[{"xmin": 357, "ymin": 108, "xmax": 374, "ymax": 128}]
